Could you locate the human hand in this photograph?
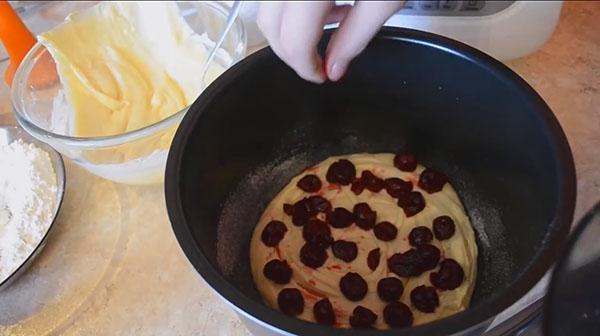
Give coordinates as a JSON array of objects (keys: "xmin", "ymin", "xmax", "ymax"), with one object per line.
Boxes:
[{"xmin": 257, "ymin": 1, "xmax": 404, "ymax": 83}]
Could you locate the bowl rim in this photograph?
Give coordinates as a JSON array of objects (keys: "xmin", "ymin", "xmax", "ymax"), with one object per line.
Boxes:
[
  {"xmin": 165, "ymin": 27, "xmax": 576, "ymax": 335},
  {"xmin": 0, "ymin": 125, "xmax": 66, "ymax": 291},
  {"xmin": 543, "ymin": 201, "xmax": 600, "ymax": 335},
  {"xmin": 11, "ymin": 1, "xmax": 247, "ymax": 149}
]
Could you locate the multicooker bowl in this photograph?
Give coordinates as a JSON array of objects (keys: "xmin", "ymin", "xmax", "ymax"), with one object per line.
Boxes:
[{"xmin": 165, "ymin": 28, "xmax": 576, "ymax": 335}]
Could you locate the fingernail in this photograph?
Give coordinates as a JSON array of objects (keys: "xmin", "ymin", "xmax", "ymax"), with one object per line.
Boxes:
[{"xmin": 328, "ymin": 61, "xmax": 345, "ymax": 81}]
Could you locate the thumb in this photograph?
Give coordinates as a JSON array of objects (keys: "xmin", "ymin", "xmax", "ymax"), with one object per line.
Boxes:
[{"xmin": 325, "ymin": 1, "xmax": 404, "ymax": 81}]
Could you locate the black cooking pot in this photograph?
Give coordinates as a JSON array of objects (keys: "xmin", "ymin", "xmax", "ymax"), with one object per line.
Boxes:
[{"xmin": 165, "ymin": 27, "xmax": 575, "ymax": 335}]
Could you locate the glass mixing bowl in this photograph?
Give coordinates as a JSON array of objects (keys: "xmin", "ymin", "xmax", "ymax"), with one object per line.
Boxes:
[{"xmin": 11, "ymin": 1, "xmax": 247, "ymax": 185}]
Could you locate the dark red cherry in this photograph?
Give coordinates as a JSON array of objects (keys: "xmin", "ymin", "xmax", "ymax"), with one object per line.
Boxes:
[
  {"xmin": 261, "ymin": 220, "xmax": 287, "ymax": 247},
  {"xmin": 349, "ymin": 306, "xmax": 377, "ymax": 329},
  {"xmin": 326, "ymin": 207, "xmax": 354, "ymax": 228},
  {"xmin": 408, "ymin": 226, "xmax": 433, "ymax": 247},
  {"xmin": 418, "ymin": 168, "xmax": 448, "ymax": 193},
  {"xmin": 307, "ymin": 195, "xmax": 331, "ymax": 213},
  {"xmin": 297, "ymin": 174, "xmax": 322, "ymax": 192},
  {"xmin": 339, "ymin": 272, "xmax": 368, "ymax": 301},
  {"xmin": 299, "ymin": 243, "xmax": 327, "ymax": 269},
  {"xmin": 326, "ymin": 159, "xmax": 356, "ymax": 185},
  {"xmin": 384, "ymin": 177, "xmax": 413, "ymax": 198},
  {"xmin": 353, "ymin": 203, "xmax": 376, "ymax": 230},
  {"xmin": 374, "ymin": 221, "xmax": 398, "ymax": 241},
  {"xmin": 430, "ymin": 258, "xmax": 465, "ymax": 290},
  {"xmin": 418, "ymin": 244, "xmax": 441, "ymax": 271},
  {"xmin": 291, "ymin": 198, "xmax": 312, "ymax": 226},
  {"xmin": 302, "ymin": 219, "xmax": 332, "ymax": 249},
  {"xmin": 433, "ymin": 215, "xmax": 456, "ymax": 240},
  {"xmin": 367, "ymin": 248, "xmax": 381, "ymax": 271},
  {"xmin": 361, "ymin": 170, "xmax": 384, "ymax": 192},
  {"xmin": 383, "ymin": 301, "xmax": 413, "ymax": 328},
  {"xmin": 388, "ymin": 249, "xmax": 423, "ymax": 277},
  {"xmin": 377, "ymin": 277, "xmax": 404, "ymax": 302},
  {"xmin": 394, "ymin": 152, "xmax": 417, "ymax": 172},
  {"xmin": 313, "ymin": 298, "xmax": 335, "ymax": 325},
  {"xmin": 351, "ymin": 178, "xmax": 366, "ymax": 195},
  {"xmin": 283, "ymin": 203, "xmax": 294, "ymax": 216},
  {"xmin": 332, "ymin": 240, "xmax": 358, "ymax": 262},
  {"xmin": 278, "ymin": 288, "xmax": 304, "ymax": 316},
  {"xmin": 263, "ymin": 259, "xmax": 292, "ymax": 284},
  {"xmin": 397, "ymin": 191, "xmax": 426, "ymax": 217},
  {"xmin": 410, "ymin": 285, "xmax": 439, "ymax": 313}
]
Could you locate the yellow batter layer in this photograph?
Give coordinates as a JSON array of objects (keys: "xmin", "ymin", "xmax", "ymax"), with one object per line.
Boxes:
[
  {"xmin": 250, "ymin": 153, "xmax": 478, "ymax": 329},
  {"xmin": 38, "ymin": 2, "xmax": 226, "ymax": 163}
]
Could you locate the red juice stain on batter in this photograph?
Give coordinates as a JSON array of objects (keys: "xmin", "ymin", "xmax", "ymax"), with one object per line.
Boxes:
[
  {"xmin": 330, "ymin": 264, "xmax": 342, "ymax": 270},
  {"xmin": 333, "ymin": 307, "xmax": 346, "ymax": 326},
  {"xmin": 275, "ymin": 246, "xmax": 282, "ymax": 259},
  {"xmin": 298, "ymin": 283, "xmax": 324, "ymax": 299},
  {"xmin": 327, "ymin": 183, "xmax": 342, "ymax": 191}
]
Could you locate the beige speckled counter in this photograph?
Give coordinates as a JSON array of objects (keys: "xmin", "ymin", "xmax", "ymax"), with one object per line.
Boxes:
[{"xmin": 0, "ymin": 2, "xmax": 598, "ymax": 335}]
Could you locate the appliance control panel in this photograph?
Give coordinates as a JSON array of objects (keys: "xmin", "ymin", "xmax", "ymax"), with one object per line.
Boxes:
[
  {"xmin": 399, "ymin": 0, "xmax": 516, "ymax": 17},
  {"xmin": 383, "ymin": 0, "xmax": 563, "ymax": 60}
]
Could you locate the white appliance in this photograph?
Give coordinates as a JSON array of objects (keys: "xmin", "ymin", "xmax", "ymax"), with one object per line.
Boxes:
[{"xmin": 384, "ymin": 0, "xmax": 563, "ymax": 60}]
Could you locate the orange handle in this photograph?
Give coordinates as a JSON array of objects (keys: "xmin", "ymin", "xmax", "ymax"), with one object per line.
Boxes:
[{"xmin": 0, "ymin": 1, "xmax": 36, "ymax": 86}]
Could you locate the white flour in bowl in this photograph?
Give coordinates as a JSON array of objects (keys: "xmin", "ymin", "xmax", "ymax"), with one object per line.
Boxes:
[{"xmin": 0, "ymin": 135, "xmax": 58, "ymax": 283}]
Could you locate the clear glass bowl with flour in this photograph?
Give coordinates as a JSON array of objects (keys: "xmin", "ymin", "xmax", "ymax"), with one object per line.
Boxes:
[{"xmin": 11, "ymin": 1, "xmax": 247, "ymax": 185}]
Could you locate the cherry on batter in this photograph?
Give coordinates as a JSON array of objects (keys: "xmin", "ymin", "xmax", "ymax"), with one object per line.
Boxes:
[
  {"xmin": 397, "ymin": 191, "xmax": 426, "ymax": 217},
  {"xmin": 384, "ymin": 177, "xmax": 413, "ymax": 198},
  {"xmin": 433, "ymin": 215, "xmax": 456, "ymax": 240},
  {"xmin": 361, "ymin": 170, "xmax": 384, "ymax": 192},
  {"xmin": 419, "ymin": 244, "xmax": 441, "ymax": 271},
  {"xmin": 409, "ymin": 226, "xmax": 433, "ymax": 247},
  {"xmin": 351, "ymin": 178, "xmax": 366, "ymax": 195},
  {"xmin": 349, "ymin": 306, "xmax": 377, "ymax": 329},
  {"xmin": 300, "ymin": 243, "xmax": 328, "ymax": 269},
  {"xmin": 313, "ymin": 298, "xmax": 335, "ymax": 325},
  {"xmin": 283, "ymin": 203, "xmax": 294, "ymax": 216},
  {"xmin": 394, "ymin": 152, "xmax": 417, "ymax": 172},
  {"xmin": 353, "ymin": 203, "xmax": 377, "ymax": 230},
  {"xmin": 326, "ymin": 159, "xmax": 356, "ymax": 185},
  {"xmin": 307, "ymin": 195, "xmax": 331, "ymax": 213},
  {"xmin": 388, "ymin": 244, "xmax": 439, "ymax": 277},
  {"xmin": 377, "ymin": 277, "xmax": 404, "ymax": 302},
  {"xmin": 297, "ymin": 174, "xmax": 322, "ymax": 192},
  {"xmin": 326, "ymin": 207, "xmax": 354, "ymax": 228},
  {"xmin": 367, "ymin": 248, "xmax": 381, "ymax": 271},
  {"xmin": 263, "ymin": 259, "xmax": 292, "ymax": 284},
  {"xmin": 339, "ymin": 272, "xmax": 368, "ymax": 301},
  {"xmin": 261, "ymin": 220, "xmax": 287, "ymax": 247},
  {"xmin": 388, "ymin": 249, "xmax": 422, "ymax": 277},
  {"xmin": 430, "ymin": 258, "xmax": 465, "ymax": 290},
  {"xmin": 410, "ymin": 285, "xmax": 439, "ymax": 313},
  {"xmin": 374, "ymin": 221, "xmax": 398, "ymax": 241},
  {"xmin": 418, "ymin": 168, "xmax": 448, "ymax": 193},
  {"xmin": 278, "ymin": 288, "xmax": 304, "ymax": 316},
  {"xmin": 332, "ymin": 240, "xmax": 358, "ymax": 262},
  {"xmin": 292, "ymin": 198, "xmax": 312, "ymax": 226},
  {"xmin": 303, "ymin": 219, "xmax": 333, "ymax": 249},
  {"xmin": 383, "ymin": 301, "xmax": 413, "ymax": 328}
]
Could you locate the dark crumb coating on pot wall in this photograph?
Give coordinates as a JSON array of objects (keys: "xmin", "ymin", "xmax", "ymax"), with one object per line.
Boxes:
[{"xmin": 250, "ymin": 153, "xmax": 478, "ymax": 329}]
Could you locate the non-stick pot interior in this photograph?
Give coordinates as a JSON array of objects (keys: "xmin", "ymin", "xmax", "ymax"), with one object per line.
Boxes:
[{"xmin": 169, "ymin": 28, "xmax": 574, "ymax": 333}]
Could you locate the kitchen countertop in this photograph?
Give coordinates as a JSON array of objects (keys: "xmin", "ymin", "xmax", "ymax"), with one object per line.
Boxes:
[{"xmin": 0, "ymin": 1, "xmax": 598, "ymax": 335}]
